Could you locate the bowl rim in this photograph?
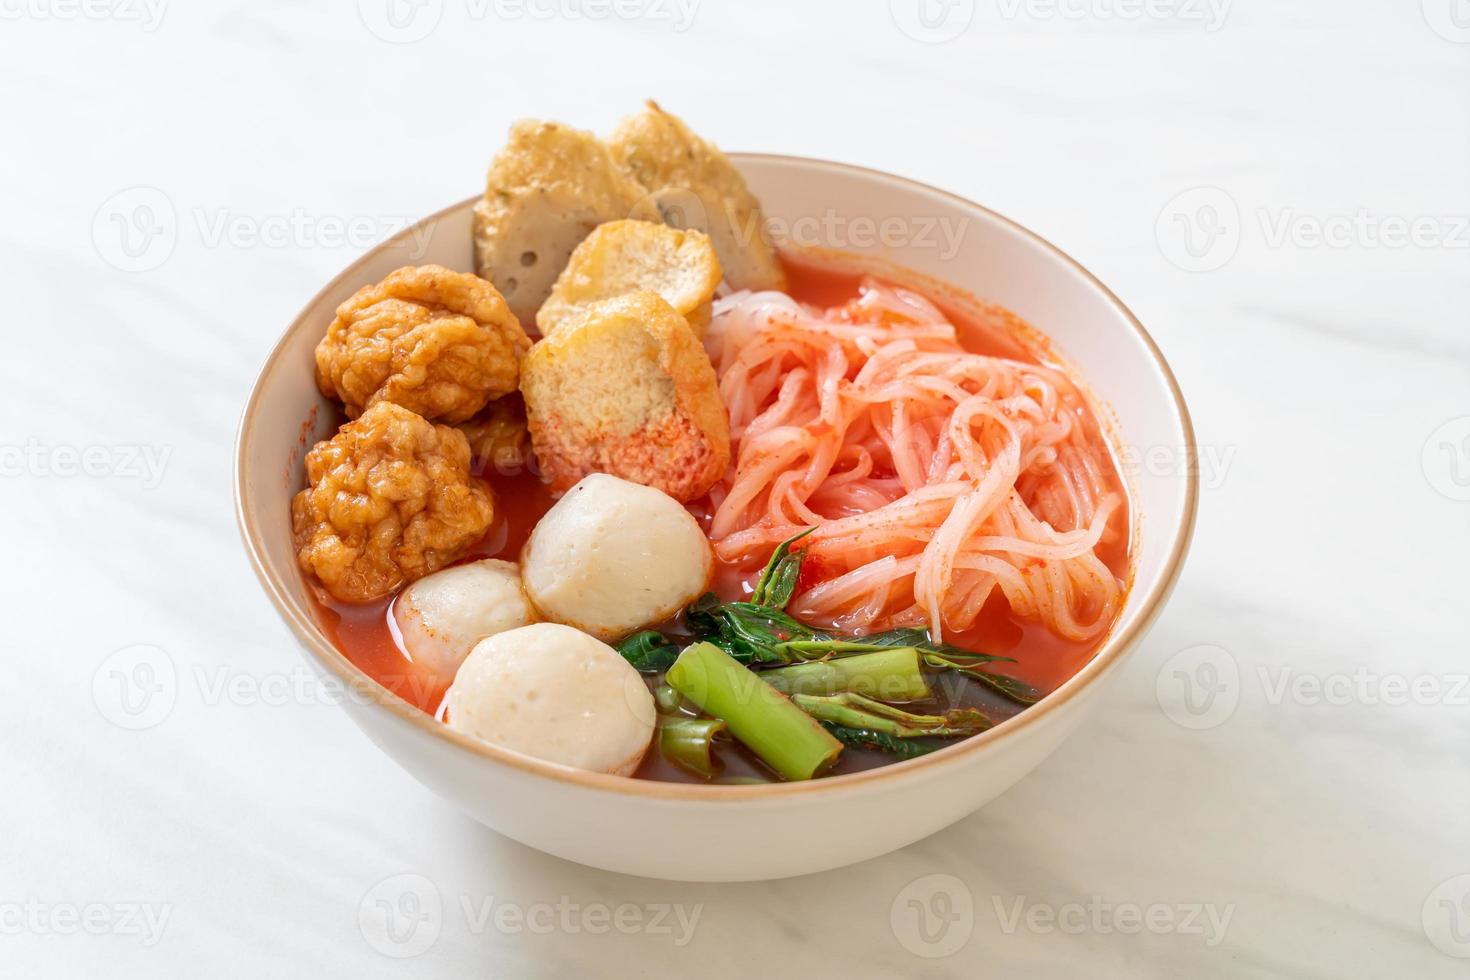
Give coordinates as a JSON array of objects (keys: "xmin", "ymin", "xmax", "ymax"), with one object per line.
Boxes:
[{"xmin": 234, "ymin": 153, "xmax": 1199, "ymax": 801}]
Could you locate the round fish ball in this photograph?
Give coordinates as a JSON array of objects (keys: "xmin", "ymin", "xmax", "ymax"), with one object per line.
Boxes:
[
  {"xmin": 445, "ymin": 623, "xmax": 656, "ymax": 776},
  {"xmin": 521, "ymin": 473, "xmax": 712, "ymax": 641},
  {"xmin": 392, "ymin": 559, "xmax": 536, "ymax": 689}
]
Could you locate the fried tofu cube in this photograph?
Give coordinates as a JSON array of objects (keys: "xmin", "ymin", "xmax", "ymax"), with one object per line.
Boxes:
[
  {"xmin": 608, "ymin": 101, "xmax": 787, "ymax": 293},
  {"xmin": 473, "ymin": 120, "xmax": 647, "ymax": 324},
  {"xmin": 520, "ymin": 291, "xmax": 730, "ymax": 502},
  {"xmin": 535, "ymin": 219, "xmax": 722, "ymax": 338}
]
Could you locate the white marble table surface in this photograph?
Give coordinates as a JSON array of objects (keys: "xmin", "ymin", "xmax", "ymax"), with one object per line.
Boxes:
[{"xmin": 4, "ymin": 1, "xmax": 1467, "ymax": 976}]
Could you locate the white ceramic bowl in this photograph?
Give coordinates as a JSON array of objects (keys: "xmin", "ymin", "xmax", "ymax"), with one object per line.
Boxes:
[{"xmin": 235, "ymin": 155, "xmax": 1197, "ymax": 882}]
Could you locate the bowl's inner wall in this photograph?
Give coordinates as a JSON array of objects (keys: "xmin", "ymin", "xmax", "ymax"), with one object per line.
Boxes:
[{"xmin": 243, "ymin": 157, "xmax": 1189, "ymax": 715}]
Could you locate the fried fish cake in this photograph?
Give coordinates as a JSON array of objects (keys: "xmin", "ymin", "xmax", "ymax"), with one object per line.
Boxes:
[
  {"xmin": 519, "ymin": 291, "xmax": 729, "ymax": 502},
  {"xmin": 473, "ymin": 120, "xmax": 648, "ymax": 324},
  {"xmin": 535, "ymin": 219, "xmax": 721, "ymax": 338},
  {"xmin": 609, "ymin": 101, "xmax": 786, "ymax": 293}
]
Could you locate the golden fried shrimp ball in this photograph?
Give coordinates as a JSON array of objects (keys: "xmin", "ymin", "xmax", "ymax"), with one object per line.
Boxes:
[
  {"xmin": 454, "ymin": 393, "xmax": 531, "ymax": 474},
  {"xmin": 314, "ymin": 265, "xmax": 531, "ymax": 425},
  {"xmin": 291, "ymin": 402, "xmax": 496, "ymax": 603}
]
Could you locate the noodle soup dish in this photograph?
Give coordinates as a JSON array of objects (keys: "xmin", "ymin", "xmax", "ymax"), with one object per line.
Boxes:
[{"xmin": 274, "ymin": 103, "xmax": 1138, "ymax": 788}]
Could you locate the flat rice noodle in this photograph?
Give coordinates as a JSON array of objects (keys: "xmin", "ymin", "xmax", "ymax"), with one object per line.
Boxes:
[{"xmin": 706, "ymin": 280, "xmax": 1125, "ymax": 644}]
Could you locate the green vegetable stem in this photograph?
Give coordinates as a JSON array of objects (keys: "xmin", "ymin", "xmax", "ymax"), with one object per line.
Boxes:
[
  {"xmin": 758, "ymin": 648, "xmax": 932, "ymax": 701},
  {"xmin": 919, "ymin": 651, "xmax": 1041, "ymax": 705},
  {"xmin": 653, "ymin": 683, "xmax": 685, "ymax": 715},
  {"xmin": 853, "ymin": 628, "xmax": 1040, "ymax": 705},
  {"xmin": 665, "ymin": 642, "xmax": 843, "ymax": 781},
  {"xmin": 789, "ymin": 692, "xmax": 991, "ymax": 738},
  {"xmin": 657, "ymin": 716, "xmax": 728, "ymax": 779}
]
